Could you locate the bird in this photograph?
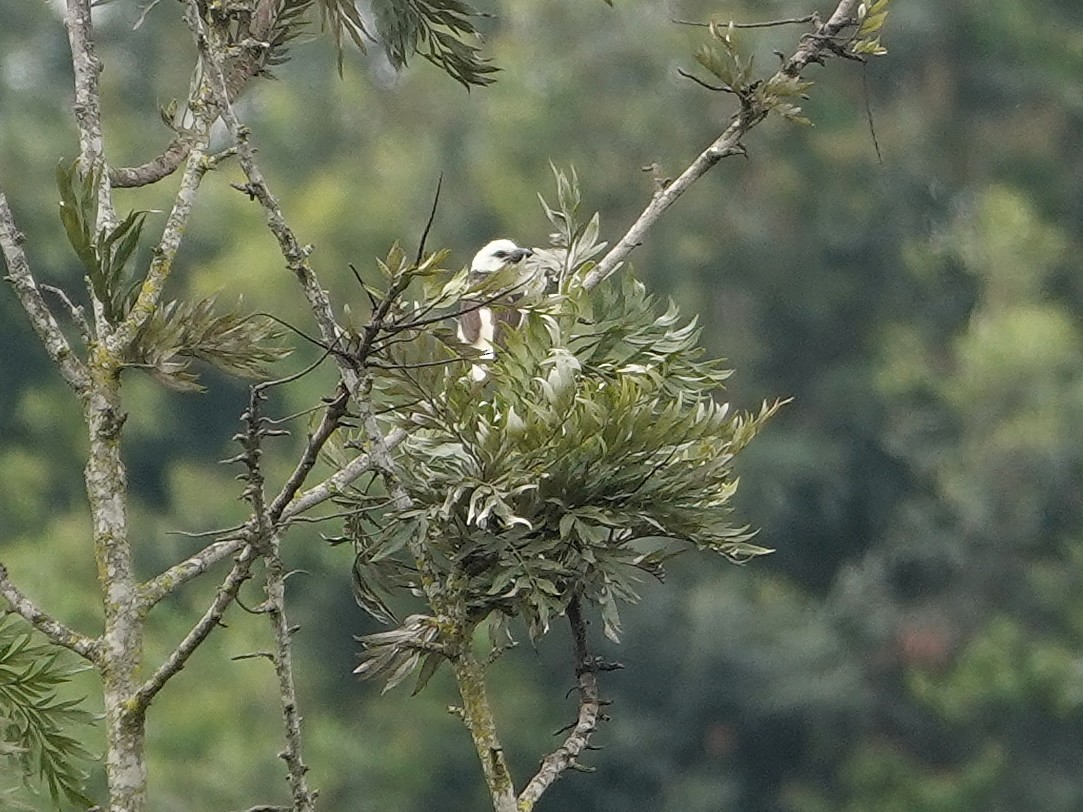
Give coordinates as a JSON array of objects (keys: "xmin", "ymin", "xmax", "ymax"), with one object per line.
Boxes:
[{"xmin": 457, "ymin": 239, "xmax": 534, "ymax": 381}]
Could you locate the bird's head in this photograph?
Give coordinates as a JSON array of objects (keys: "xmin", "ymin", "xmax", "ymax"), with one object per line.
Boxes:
[{"xmin": 470, "ymin": 239, "xmax": 534, "ymax": 276}]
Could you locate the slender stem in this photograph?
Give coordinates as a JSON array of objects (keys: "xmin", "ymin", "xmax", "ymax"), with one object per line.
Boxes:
[
  {"xmin": 517, "ymin": 596, "xmax": 601, "ymax": 810},
  {"xmin": 0, "ymin": 187, "xmax": 89, "ymax": 393},
  {"xmin": 263, "ymin": 534, "xmax": 317, "ymax": 811},
  {"xmin": 582, "ymin": 0, "xmax": 861, "ymax": 291}
]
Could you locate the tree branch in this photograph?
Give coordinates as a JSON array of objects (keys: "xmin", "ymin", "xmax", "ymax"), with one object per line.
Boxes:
[
  {"xmin": 517, "ymin": 595, "xmax": 601, "ymax": 809},
  {"xmin": 133, "ymin": 542, "xmax": 259, "ymax": 711},
  {"xmin": 263, "ymin": 531, "xmax": 317, "ymax": 811},
  {"xmin": 64, "ymin": 0, "xmax": 116, "ymax": 231},
  {"xmin": 582, "ymin": 0, "xmax": 861, "ymax": 291},
  {"xmin": 266, "ymin": 384, "xmax": 350, "ymax": 523},
  {"xmin": 139, "ymin": 537, "xmax": 248, "ymax": 612},
  {"xmin": 0, "ymin": 565, "xmax": 100, "ymax": 662},
  {"xmin": 280, "ymin": 427, "xmax": 407, "ymax": 521},
  {"xmin": 109, "ymin": 130, "xmax": 213, "ymax": 354},
  {"xmin": 0, "ymin": 187, "xmax": 90, "ymax": 393}
]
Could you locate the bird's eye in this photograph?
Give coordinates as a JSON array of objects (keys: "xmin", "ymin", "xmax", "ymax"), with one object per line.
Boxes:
[{"xmin": 493, "ymin": 251, "xmax": 507, "ymax": 258}]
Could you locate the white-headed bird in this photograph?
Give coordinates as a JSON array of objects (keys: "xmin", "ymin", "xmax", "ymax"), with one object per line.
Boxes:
[{"xmin": 457, "ymin": 239, "xmax": 534, "ymax": 381}]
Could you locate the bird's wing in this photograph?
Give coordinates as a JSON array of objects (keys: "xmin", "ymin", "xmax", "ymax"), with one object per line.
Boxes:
[{"xmin": 458, "ymin": 307, "xmax": 483, "ymax": 345}]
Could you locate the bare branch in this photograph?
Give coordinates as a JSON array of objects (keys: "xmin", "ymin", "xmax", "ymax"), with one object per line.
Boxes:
[
  {"xmin": 0, "ymin": 188, "xmax": 90, "ymax": 393},
  {"xmin": 110, "ymin": 137, "xmax": 192, "ymax": 188},
  {"xmin": 267, "ymin": 384, "xmax": 350, "ymax": 523},
  {"xmin": 0, "ymin": 564, "xmax": 100, "ymax": 662},
  {"xmin": 133, "ymin": 542, "xmax": 260, "ymax": 711},
  {"xmin": 41, "ymin": 284, "xmax": 93, "ymax": 344},
  {"xmin": 582, "ymin": 0, "xmax": 862, "ymax": 291},
  {"xmin": 109, "ymin": 131, "xmax": 213, "ymax": 354},
  {"xmin": 186, "ymin": 3, "xmax": 358, "ymax": 391},
  {"xmin": 263, "ymin": 531, "xmax": 317, "ymax": 811},
  {"xmin": 518, "ymin": 596, "xmax": 601, "ymax": 808},
  {"xmin": 672, "ymin": 15, "xmax": 818, "ymax": 29},
  {"xmin": 139, "ymin": 537, "xmax": 248, "ymax": 612},
  {"xmin": 281, "ymin": 427, "xmax": 407, "ymax": 521}
]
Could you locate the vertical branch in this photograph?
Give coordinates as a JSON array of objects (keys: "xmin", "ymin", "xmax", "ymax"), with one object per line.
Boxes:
[
  {"xmin": 64, "ymin": 0, "xmax": 115, "ymax": 228},
  {"xmin": 450, "ymin": 647, "xmax": 518, "ymax": 812},
  {"xmin": 263, "ymin": 535, "xmax": 317, "ymax": 812},
  {"xmin": 243, "ymin": 383, "xmax": 317, "ymax": 809},
  {"xmin": 83, "ymin": 361, "xmax": 145, "ymax": 812},
  {"xmin": 517, "ymin": 595, "xmax": 602, "ymax": 810},
  {"xmin": 0, "ymin": 187, "xmax": 89, "ymax": 393}
]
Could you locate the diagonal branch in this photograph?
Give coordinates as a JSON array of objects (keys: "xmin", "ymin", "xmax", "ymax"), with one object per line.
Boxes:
[
  {"xmin": 0, "ymin": 187, "xmax": 90, "ymax": 393},
  {"xmin": 518, "ymin": 595, "xmax": 601, "ymax": 809},
  {"xmin": 139, "ymin": 537, "xmax": 247, "ymax": 612},
  {"xmin": 267, "ymin": 384, "xmax": 350, "ymax": 523},
  {"xmin": 133, "ymin": 542, "xmax": 260, "ymax": 711},
  {"xmin": 109, "ymin": 129, "xmax": 213, "ymax": 354},
  {"xmin": 582, "ymin": 0, "xmax": 861, "ymax": 291},
  {"xmin": 281, "ymin": 427, "xmax": 408, "ymax": 522},
  {"xmin": 0, "ymin": 564, "xmax": 100, "ymax": 662}
]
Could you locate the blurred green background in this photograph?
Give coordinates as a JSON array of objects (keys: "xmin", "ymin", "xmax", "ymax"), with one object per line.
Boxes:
[{"xmin": 2, "ymin": 0, "xmax": 1083, "ymax": 809}]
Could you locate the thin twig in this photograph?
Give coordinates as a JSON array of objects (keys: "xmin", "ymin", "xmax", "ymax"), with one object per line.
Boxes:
[
  {"xmin": 267, "ymin": 384, "xmax": 350, "ymax": 522},
  {"xmin": 415, "ymin": 172, "xmax": 443, "ymax": 265},
  {"xmin": 281, "ymin": 428, "xmax": 407, "ymax": 521},
  {"xmin": 518, "ymin": 595, "xmax": 601, "ymax": 807},
  {"xmin": 40, "ymin": 284, "xmax": 93, "ymax": 343},
  {"xmin": 0, "ymin": 188, "xmax": 90, "ymax": 393},
  {"xmin": 672, "ymin": 15, "xmax": 817, "ymax": 29},
  {"xmin": 582, "ymin": 0, "xmax": 862, "ymax": 291}
]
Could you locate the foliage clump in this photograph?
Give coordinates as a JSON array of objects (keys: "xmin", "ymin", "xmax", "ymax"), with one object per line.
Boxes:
[{"xmin": 345, "ymin": 176, "xmax": 780, "ymax": 688}]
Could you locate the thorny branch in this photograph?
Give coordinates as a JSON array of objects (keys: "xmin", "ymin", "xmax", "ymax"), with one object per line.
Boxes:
[
  {"xmin": 582, "ymin": 0, "xmax": 862, "ymax": 290},
  {"xmin": 518, "ymin": 595, "xmax": 602, "ymax": 808}
]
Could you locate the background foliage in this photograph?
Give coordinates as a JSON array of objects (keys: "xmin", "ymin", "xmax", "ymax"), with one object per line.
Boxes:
[{"xmin": 1, "ymin": 0, "xmax": 1082, "ymax": 809}]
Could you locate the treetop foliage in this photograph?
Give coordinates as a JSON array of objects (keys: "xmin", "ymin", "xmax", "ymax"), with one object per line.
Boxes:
[{"xmin": 345, "ymin": 173, "xmax": 779, "ymax": 693}]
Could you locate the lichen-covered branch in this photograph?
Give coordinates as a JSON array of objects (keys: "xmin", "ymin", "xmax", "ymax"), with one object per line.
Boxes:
[
  {"xmin": 139, "ymin": 537, "xmax": 247, "ymax": 611},
  {"xmin": 0, "ymin": 565, "xmax": 100, "ymax": 661},
  {"xmin": 517, "ymin": 596, "xmax": 601, "ymax": 810},
  {"xmin": 109, "ymin": 132, "xmax": 212, "ymax": 354},
  {"xmin": 451, "ymin": 649, "xmax": 518, "ymax": 812},
  {"xmin": 0, "ymin": 187, "xmax": 90, "ymax": 393},
  {"xmin": 64, "ymin": 0, "xmax": 115, "ymax": 232},
  {"xmin": 582, "ymin": 0, "xmax": 862, "ymax": 290},
  {"xmin": 133, "ymin": 543, "xmax": 260, "ymax": 711}
]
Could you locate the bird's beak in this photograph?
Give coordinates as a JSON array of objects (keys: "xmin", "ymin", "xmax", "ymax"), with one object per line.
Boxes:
[{"xmin": 509, "ymin": 248, "xmax": 533, "ymax": 263}]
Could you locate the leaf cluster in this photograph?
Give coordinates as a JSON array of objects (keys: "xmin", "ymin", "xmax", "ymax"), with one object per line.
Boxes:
[
  {"xmin": 127, "ymin": 296, "xmax": 292, "ymax": 391},
  {"xmin": 692, "ymin": 23, "xmax": 814, "ymax": 125},
  {"xmin": 371, "ymin": 0, "xmax": 498, "ymax": 88},
  {"xmin": 0, "ymin": 615, "xmax": 94, "ymax": 808},
  {"xmin": 57, "ymin": 160, "xmax": 148, "ymax": 325},
  {"xmin": 853, "ymin": 0, "xmax": 893, "ymax": 56},
  {"xmin": 344, "ymin": 179, "xmax": 779, "ymax": 683}
]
